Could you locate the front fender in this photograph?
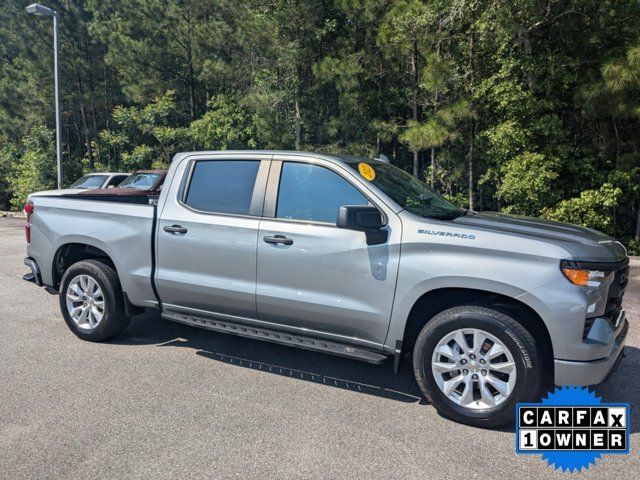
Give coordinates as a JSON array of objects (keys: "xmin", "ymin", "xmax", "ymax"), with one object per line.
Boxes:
[
  {"xmin": 384, "ymin": 275, "xmax": 544, "ymax": 353},
  {"xmin": 384, "ymin": 212, "xmax": 579, "ymax": 354}
]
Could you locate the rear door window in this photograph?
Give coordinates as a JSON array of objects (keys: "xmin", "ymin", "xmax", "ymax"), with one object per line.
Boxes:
[{"xmin": 185, "ymin": 160, "xmax": 260, "ymax": 215}]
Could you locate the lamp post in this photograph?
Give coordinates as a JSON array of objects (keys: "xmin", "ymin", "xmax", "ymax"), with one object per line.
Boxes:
[{"xmin": 26, "ymin": 3, "xmax": 63, "ymax": 189}]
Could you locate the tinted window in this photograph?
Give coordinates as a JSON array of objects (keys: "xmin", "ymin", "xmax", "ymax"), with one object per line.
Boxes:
[
  {"xmin": 277, "ymin": 162, "xmax": 368, "ymax": 223},
  {"xmin": 185, "ymin": 160, "xmax": 260, "ymax": 215},
  {"xmin": 119, "ymin": 173, "xmax": 162, "ymax": 190},
  {"xmin": 107, "ymin": 175, "xmax": 127, "ymax": 187},
  {"xmin": 70, "ymin": 175, "xmax": 108, "ymax": 189}
]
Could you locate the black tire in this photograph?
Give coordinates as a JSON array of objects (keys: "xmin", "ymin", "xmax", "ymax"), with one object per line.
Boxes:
[
  {"xmin": 59, "ymin": 259, "xmax": 130, "ymax": 341},
  {"xmin": 412, "ymin": 306, "xmax": 542, "ymax": 428}
]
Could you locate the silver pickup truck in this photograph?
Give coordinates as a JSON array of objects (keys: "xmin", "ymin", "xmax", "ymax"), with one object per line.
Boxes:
[{"xmin": 23, "ymin": 150, "xmax": 629, "ymax": 427}]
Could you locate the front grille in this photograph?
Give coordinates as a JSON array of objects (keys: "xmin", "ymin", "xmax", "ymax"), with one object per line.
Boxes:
[
  {"xmin": 582, "ymin": 257, "xmax": 629, "ymax": 340},
  {"xmin": 603, "ymin": 258, "xmax": 629, "ymax": 326}
]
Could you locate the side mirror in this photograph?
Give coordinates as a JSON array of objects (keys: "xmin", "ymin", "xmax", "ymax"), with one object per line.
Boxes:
[{"xmin": 337, "ymin": 205, "xmax": 388, "ymax": 245}]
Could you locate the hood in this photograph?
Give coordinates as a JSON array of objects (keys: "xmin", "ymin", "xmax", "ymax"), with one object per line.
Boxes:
[{"xmin": 453, "ymin": 211, "xmax": 627, "ymax": 263}]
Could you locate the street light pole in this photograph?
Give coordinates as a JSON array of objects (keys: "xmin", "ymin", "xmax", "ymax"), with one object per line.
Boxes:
[
  {"xmin": 26, "ymin": 3, "xmax": 63, "ymax": 189},
  {"xmin": 52, "ymin": 12, "xmax": 62, "ymax": 189}
]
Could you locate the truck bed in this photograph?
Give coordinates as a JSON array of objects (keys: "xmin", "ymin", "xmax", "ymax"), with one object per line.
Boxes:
[{"xmin": 27, "ymin": 194, "xmax": 158, "ymax": 308}]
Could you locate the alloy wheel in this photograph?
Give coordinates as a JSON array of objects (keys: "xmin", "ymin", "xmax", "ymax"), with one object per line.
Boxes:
[
  {"xmin": 65, "ymin": 274, "xmax": 105, "ymax": 330},
  {"xmin": 431, "ymin": 328, "xmax": 517, "ymax": 410}
]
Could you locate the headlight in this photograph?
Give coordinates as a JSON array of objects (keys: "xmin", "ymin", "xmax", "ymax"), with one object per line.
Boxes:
[
  {"xmin": 560, "ymin": 260, "xmax": 616, "ymax": 317},
  {"xmin": 561, "ymin": 266, "xmax": 614, "ymax": 287}
]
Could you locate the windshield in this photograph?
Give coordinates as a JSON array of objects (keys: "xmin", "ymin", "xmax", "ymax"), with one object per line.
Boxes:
[
  {"xmin": 69, "ymin": 175, "xmax": 109, "ymax": 189},
  {"xmin": 119, "ymin": 173, "xmax": 161, "ymax": 190},
  {"xmin": 346, "ymin": 161, "xmax": 465, "ymax": 220}
]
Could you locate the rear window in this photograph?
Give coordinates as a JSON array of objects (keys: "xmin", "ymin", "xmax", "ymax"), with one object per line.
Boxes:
[{"xmin": 184, "ymin": 160, "xmax": 260, "ymax": 215}]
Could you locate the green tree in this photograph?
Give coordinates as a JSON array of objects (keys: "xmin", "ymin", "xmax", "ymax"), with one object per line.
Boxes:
[
  {"xmin": 496, "ymin": 152, "xmax": 560, "ymax": 216},
  {"xmin": 8, "ymin": 126, "xmax": 58, "ymax": 209},
  {"xmin": 543, "ymin": 184, "xmax": 622, "ymax": 235},
  {"xmin": 378, "ymin": 0, "xmax": 434, "ymax": 176},
  {"xmin": 96, "ymin": 91, "xmax": 186, "ymax": 171},
  {"xmin": 1, "ymin": 0, "xmax": 640, "ymax": 251},
  {"xmin": 189, "ymin": 94, "xmax": 256, "ymax": 149}
]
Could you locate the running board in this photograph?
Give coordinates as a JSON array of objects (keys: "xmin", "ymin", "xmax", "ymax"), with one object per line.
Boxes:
[{"xmin": 162, "ymin": 311, "xmax": 388, "ymax": 365}]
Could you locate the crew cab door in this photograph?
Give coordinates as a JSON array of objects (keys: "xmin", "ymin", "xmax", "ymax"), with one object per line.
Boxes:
[
  {"xmin": 256, "ymin": 157, "xmax": 401, "ymax": 348},
  {"xmin": 155, "ymin": 153, "xmax": 270, "ymax": 318}
]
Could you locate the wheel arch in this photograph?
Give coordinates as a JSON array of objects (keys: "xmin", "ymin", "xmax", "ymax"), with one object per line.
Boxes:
[
  {"xmin": 399, "ymin": 287, "xmax": 554, "ymax": 386},
  {"xmin": 52, "ymin": 242, "xmax": 117, "ymax": 290}
]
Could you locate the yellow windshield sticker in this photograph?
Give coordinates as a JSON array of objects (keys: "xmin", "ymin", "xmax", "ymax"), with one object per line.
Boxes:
[{"xmin": 358, "ymin": 163, "xmax": 376, "ymax": 181}]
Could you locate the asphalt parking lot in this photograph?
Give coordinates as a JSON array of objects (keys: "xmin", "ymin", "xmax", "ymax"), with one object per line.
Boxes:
[{"xmin": 0, "ymin": 216, "xmax": 638, "ymax": 479}]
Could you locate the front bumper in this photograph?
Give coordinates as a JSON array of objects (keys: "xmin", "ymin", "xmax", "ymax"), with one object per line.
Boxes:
[{"xmin": 554, "ymin": 316, "xmax": 628, "ymax": 386}]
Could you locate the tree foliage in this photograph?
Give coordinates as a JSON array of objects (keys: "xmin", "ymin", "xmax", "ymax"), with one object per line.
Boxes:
[
  {"xmin": 1, "ymin": 0, "xmax": 640, "ymax": 252},
  {"xmin": 7, "ymin": 126, "xmax": 60, "ymax": 209}
]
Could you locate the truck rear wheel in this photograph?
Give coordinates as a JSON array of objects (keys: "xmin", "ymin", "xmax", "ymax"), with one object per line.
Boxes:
[
  {"xmin": 412, "ymin": 306, "xmax": 543, "ymax": 428},
  {"xmin": 59, "ymin": 259, "xmax": 130, "ymax": 341}
]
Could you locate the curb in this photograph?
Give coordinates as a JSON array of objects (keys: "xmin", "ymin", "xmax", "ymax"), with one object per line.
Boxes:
[{"xmin": 0, "ymin": 211, "xmax": 26, "ymax": 218}]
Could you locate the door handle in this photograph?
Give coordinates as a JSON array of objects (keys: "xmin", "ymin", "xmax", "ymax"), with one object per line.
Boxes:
[
  {"xmin": 163, "ymin": 224, "xmax": 188, "ymax": 235},
  {"xmin": 263, "ymin": 234, "xmax": 293, "ymax": 245}
]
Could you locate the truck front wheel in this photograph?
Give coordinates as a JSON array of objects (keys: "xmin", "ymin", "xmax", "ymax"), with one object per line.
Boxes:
[
  {"xmin": 412, "ymin": 306, "xmax": 543, "ymax": 428},
  {"xmin": 59, "ymin": 259, "xmax": 130, "ymax": 341}
]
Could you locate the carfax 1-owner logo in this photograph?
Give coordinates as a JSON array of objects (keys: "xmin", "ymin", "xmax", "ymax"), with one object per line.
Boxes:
[{"xmin": 516, "ymin": 386, "xmax": 630, "ymax": 473}]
